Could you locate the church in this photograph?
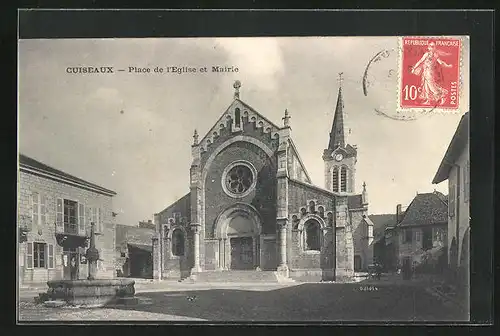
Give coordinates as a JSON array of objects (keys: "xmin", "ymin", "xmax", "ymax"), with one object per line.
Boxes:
[{"xmin": 152, "ymin": 78, "xmax": 374, "ymax": 282}]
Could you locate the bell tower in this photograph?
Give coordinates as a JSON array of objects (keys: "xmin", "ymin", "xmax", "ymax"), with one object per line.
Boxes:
[{"xmin": 323, "ymin": 73, "xmax": 358, "ymax": 193}]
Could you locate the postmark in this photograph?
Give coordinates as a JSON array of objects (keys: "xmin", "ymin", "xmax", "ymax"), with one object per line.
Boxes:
[
  {"xmin": 363, "ymin": 36, "xmax": 466, "ymax": 121},
  {"xmin": 399, "ymin": 37, "xmax": 462, "ymax": 112}
]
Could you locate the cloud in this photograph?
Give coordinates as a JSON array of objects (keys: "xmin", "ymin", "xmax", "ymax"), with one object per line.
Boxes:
[{"xmin": 214, "ymin": 37, "xmax": 284, "ymax": 91}]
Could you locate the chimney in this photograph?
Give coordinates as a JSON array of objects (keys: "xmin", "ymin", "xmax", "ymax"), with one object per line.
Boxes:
[{"xmin": 396, "ymin": 204, "xmax": 402, "ymax": 223}]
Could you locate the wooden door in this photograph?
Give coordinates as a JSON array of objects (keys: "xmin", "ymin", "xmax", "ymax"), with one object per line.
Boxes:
[{"xmin": 230, "ymin": 237, "xmax": 253, "ymax": 270}]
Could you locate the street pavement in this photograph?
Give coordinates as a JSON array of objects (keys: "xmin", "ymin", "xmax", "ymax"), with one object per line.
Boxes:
[{"xmin": 18, "ymin": 277, "xmax": 468, "ymax": 322}]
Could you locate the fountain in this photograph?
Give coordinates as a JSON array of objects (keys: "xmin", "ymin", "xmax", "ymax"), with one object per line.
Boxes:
[{"xmin": 40, "ymin": 223, "xmax": 136, "ymax": 308}]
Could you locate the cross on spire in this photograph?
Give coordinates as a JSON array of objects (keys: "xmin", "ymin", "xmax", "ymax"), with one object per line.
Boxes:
[
  {"xmin": 233, "ymin": 80, "xmax": 241, "ymax": 99},
  {"xmin": 338, "ymin": 72, "xmax": 344, "ymax": 89}
]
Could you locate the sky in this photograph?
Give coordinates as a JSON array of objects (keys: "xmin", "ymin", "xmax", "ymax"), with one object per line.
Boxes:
[{"xmin": 18, "ymin": 37, "xmax": 469, "ymax": 226}]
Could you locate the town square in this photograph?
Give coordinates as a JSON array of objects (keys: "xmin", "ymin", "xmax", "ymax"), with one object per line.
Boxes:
[{"xmin": 18, "ymin": 34, "xmax": 471, "ymax": 323}]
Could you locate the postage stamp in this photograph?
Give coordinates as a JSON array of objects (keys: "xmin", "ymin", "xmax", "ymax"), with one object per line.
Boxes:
[{"xmin": 398, "ymin": 36, "xmax": 462, "ymax": 112}]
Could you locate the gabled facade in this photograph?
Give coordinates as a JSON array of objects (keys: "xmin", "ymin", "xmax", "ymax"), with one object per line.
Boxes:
[
  {"xmin": 432, "ymin": 112, "xmax": 470, "ymax": 273},
  {"xmin": 153, "ymin": 80, "xmax": 373, "ymax": 281},
  {"xmin": 18, "ymin": 154, "xmax": 117, "ymax": 286},
  {"xmin": 394, "ymin": 191, "xmax": 449, "ymax": 268}
]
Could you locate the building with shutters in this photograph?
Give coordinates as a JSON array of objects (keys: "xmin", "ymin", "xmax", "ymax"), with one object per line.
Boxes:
[
  {"xmin": 432, "ymin": 112, "xmax": 470, "ymax": 285},
  {"xmin": 393, "ymin": 191, "xmax": 449, "ymax": 272},
  {"xmin": 17, "ymin": 154, "xmax": 117, "ymax": 286},
  {"xmin": 152, "ymin": 79, "xmax": 374, "ymax": 282}
]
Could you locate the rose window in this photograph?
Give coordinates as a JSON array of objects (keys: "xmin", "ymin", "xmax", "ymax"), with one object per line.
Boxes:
[{"xmin": 225, "ymin": 165, "xmax": 253, "ymax": 194}]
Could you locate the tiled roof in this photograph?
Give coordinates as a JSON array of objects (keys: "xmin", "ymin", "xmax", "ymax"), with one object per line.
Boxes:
[
  {"xmin": 348, "ymin": 195, "xmax": 363, "ymax": 209},
  {"xmin": 398, "ymin": 191, "xmax": 448, "ymax": 227},
  {"xmin": 19, "ymin": 154, "xmax": 116, "ymax": 196},
  {"xmin": 432, "ymin": 112, "xmax": 469, "ymax": 184}
]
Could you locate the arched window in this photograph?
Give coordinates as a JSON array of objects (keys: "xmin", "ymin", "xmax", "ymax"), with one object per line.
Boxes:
[
  {"xmin": 172, "ymin": 229, "xmax": 185, "ymax": 256},
  {"xmin": 235, "ymin": 108, "xmax": 241, "ymax": 128},
  {"xmin": 304, "ymin": 220, "xmax": 321, "ymax": 251},
  {"xmin": 332, "ymin": 167, "xmax": 339, "ymax": 192},
  {"xmin": 340, "ymin": 166, "xmax": 348, "ymax": 192},
  {"xmin": 309, "ymin": 201, "xmax": 316, "ymax": 214}
]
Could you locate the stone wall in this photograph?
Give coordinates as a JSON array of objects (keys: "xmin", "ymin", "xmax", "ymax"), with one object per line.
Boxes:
[{"xmin": 18, "ymin": 170, "xmax": 116, "ymax": 285}]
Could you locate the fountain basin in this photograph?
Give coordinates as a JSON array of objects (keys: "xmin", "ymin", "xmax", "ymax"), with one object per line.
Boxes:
[{"xmin": 45, "ymin": 279, "xmax": 136, "ymax": 308}]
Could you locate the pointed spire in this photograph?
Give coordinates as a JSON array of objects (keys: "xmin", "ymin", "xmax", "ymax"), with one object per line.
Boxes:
[
  {"xmin": 193, "ymin": 129, "xmax": 199, "ymax": 145},
  {"xmin": 282, "ymin": 109, "xmax": 291, "ymax": 127},
  {"xmin": 233, "ymin": 80, "xmax": 241, "ymax": 99},
  {"xmin": 328, "ymin": 72, "xmax": 346, "ymax": 150}
]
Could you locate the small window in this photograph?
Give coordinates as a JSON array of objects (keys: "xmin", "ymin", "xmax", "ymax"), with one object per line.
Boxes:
[
  {"xmin": 235, "ymin": 108, "xmax": 241, "ymax": 128},
  {"xmin": 172, "ymin": 229, "xmax": 185, "ymax": 256},
  {"xmin": 404, "ymin": 229, "xmax": 412, "ymax": 243},
  {"xmin": 120, "ymin": 252, "xmax": 126, "ymax": 258},
  {"xmin": 415, "ymin": 230, "xmax": 421, "ymax": 242},
  {"xmin": 304, "ymin": 220, "xmax": 321, "ymax": 251},
  {"xmin": 33, "ymin": 242, "xmax": 46, "ymax": 268}
]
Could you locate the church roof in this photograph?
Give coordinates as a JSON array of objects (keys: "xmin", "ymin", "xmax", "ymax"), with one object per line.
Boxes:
[
  {"xmin": 348, "ymin": 195, "xmax": 363, "ymax": 209},
  {"xmin": 397, "ymin": 191, "xmax": 448, "ymax": 227},
  {"xmin": 198, "ymin": 98, "xmax": 281, "ymax": 146},
  {"xmin": 432, "ymin": 112, "xmax": 469, "ymax": 184},
  {"xmin": 328, "ymin": 87, "xmax": 346, "ymax": 150}
]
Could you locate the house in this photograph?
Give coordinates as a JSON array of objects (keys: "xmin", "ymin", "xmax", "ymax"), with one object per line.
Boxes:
[
  {"xmin": 369, "ymin": 213, "xmax": 398, "ymax": 271},
  {"xmin": 152, "ymin": 79, "xmax": 374, "ymax": 282},
  {"xmin": 432, "ymin": 112, "xmax": 469, "ymax": 278},
  {"xmin": 18, "ymin": 154, "xmax": 117, "ymax": 286},
  {"xmin": 115, "ymin": 222, "xmax": 154, "ymax": 278},
  {"xmin": 394, "ymin": 191, "xmax": 449, "ymax": 272}
]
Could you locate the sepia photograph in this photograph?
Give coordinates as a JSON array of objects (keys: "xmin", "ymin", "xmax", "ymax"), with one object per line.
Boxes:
[{"xmin": 17, "ymin": 18, "xmax": 477, "ymax": 323}]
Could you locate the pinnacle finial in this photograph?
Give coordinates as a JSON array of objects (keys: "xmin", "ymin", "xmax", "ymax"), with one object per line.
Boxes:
[
  {"xmin": 193, "ymin": 129, "xmax": 199, "ymax": 145},
  {"xmin": 338, "ymin": 72, "xmax": 344, "ymax": 89},
  {"xmin": 363, "ymin": 181, "xmax": 367, "ymax": 191},
  {"xmin": 233, "ymin": 80, "xmax": 241, "ymax": 99},
  {"xmin": 282, "ymin": 109, "xmax": 291, "ymax": 127}
]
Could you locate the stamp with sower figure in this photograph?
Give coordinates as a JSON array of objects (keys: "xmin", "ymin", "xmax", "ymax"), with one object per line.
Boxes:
[{"xmin": 399, "ymin": 37, "xmax": 462, "ymax": 111}]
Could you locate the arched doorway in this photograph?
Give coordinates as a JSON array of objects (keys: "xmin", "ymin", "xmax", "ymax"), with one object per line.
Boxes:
[{"xmin": 214, "ymin": 203, "xmax": 262, "ymax": 270}]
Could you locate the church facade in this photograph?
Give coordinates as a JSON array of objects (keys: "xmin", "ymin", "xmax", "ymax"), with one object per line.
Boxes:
[{"xmin": 152, "ymin": 80, "xmax": 373, "ymax": 281}]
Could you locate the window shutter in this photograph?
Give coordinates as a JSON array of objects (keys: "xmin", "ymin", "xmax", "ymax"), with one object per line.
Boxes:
[
  {"xmin": 40, "ymin": 195, "xmax": 47, "ymax": 226},
  {"xmin": 78, "ymin": 203, "xmax": 85, "ymax": 235},
  {"xmin": 92, "ymin": 207, "xmax": 98, "ymax": 232},
  {"xmin": 56, "ymin": 198, "xmax": 64, "ymax": 233},
  {"xmin": 332, "ymin": 168, "xmax": 339, "ymax": 192},
  {"xmin": 98, "ymin": 208, "xmax": 103, "ymax": 233},
  {"xmin": 26, "ymin": 242, "xmax": 33, "ymax": 269},
  {"xmin": 86, "ymin": 206, "xmax": 91, "ymax": 235},
  {"xmin": 48, "ymin": 244, "xmax": 54, "ymax": 269},
  {"xmin": 32, "ymin": 192, "xmax": 39, "ymax": 227}
]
